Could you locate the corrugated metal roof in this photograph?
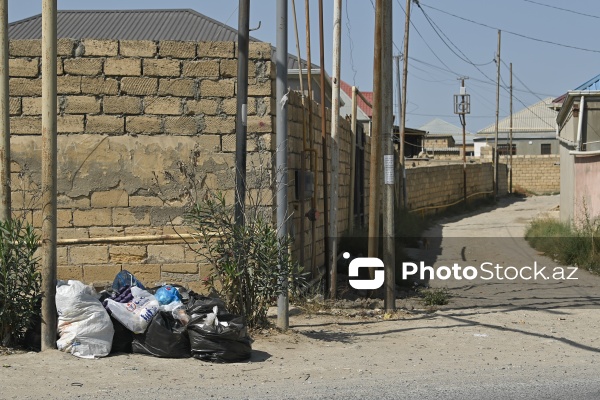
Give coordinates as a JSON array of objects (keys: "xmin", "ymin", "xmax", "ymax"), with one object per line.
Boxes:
[
  {"xmin": 553, "ymin": 73, "xmax": 600, "ymax": 104},
  {"xmin": 419, "ymin": 118, "xmax": 474, "ymax": 145},
  {"xmin": 478, "ymin": 97, "xmax": 557, "ymax": 134},
  {"xmin": 9, "ymin": 9, "xmax": 253, "ymax": 41},
  {"xmin": 473, "ymin": 131, "xmax": 556, "ymax": 141}
]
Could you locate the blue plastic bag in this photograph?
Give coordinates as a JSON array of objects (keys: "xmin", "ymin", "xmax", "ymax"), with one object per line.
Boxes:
[
  {"xmin": 112, "ymin": 270, "xmax": 145, "ymax": 292},
  {"xmin": 155, "ymin": 285, "xmax": 182, "ymax": 305}
]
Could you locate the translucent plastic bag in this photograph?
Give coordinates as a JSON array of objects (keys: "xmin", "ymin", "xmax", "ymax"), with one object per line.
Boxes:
[{"xmin": 104, "ymin": 286, "xmax": 159, "ymax": 334}]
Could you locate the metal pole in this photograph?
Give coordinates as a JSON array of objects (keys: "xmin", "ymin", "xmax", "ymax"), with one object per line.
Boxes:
[
  {"xmin": 318, "ymin": 0, "xmax": 330, "ymax": 291},
  {"xmin": 348, "ymin": 86, "xmax": 357, "ymax": 232},
  {"xmin": 0, "ymin": 0, "xmax": 10, "ymax": 220},
  {"xmin": 235, "ymin": 0, "xmax": 250, "ymax": 227},
  {"xmin": 461, "ymin": 78, "xmax": 467, "ymax": 206},
  {"xmin": 329, "ymin": 0, "xmax": 342, "ymax": 300},
  {"xmin": 394, "ymin": 55, "xmax": 404, "ymax": 208},
  {"xmin": 494, "ymin": 30, "xmax": 501, "ymax": 198},
  {"xmin": 41, "ymin": 0, "xmax": 57, "ymax": 351},
  {"xmin": 368, "ymin": 0, "xmax": 383, "ymax": 266},
  {"xmin": 276, "ymin": 0, "xmax": 289, "ymax": 330},
  {"xmin": 509, "ymin": 62, "xmax": 513, "ymax": 194},
  {"xmin": 399, "ymin": 0, "xmax": 412, "ymax": 209},
  {"xmin": 382, "ymin": 0, "xmax": 395, "ymax": 312}
]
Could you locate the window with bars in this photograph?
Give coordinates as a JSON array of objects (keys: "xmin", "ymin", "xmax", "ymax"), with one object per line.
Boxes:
[{"xmin": 541, "ymin": 143, "xmax": 551, "ymax": 155}]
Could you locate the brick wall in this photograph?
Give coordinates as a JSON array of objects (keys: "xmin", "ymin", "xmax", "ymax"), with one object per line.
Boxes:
[
  {"xmin": 502, "ymin": 155, "xmax": 560, "ymax": 195},
  {"xmin": 9, "ymin": 39, "xmax": 274, "ymax": 290}
]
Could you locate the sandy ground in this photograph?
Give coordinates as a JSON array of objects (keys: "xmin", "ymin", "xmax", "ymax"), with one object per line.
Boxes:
[{"xmin": 2, "ymin": 195, "xmax": 600, "ymax": 399}]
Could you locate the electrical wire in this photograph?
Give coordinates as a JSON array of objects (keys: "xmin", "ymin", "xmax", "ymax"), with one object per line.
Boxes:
[
  {"xmin": 522, "ymin": 0, "xmax": 600, "ymax": 20},
  {"xmin": 420, "ymin": 2, "xmax": 600, "ymax": 54}
]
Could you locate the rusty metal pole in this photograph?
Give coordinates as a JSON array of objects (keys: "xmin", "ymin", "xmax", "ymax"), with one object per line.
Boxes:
[
  {"xmin": 0, "ymin": 0, "xmax": 10, "ymax": 220},
  {"xmin": 348, "ymin": 86, "xmax": 358, "ymax": 232},
  {"xmin": 318, "ymin": 0, "xmax": 330, "ymax": 292},
  {"xmin": 41, "ymin": 0, "xmax": 58, "ymax": 351},
  {"xmin": 399, "ymin": 0, "xmax": 412, "ymax": 209},
  {"xmin": 368, "ymin": 0, "xmax": 383, "ymax": 266}
]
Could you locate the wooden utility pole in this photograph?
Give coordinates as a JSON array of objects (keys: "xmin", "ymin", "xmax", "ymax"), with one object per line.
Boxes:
[
  {"xmin": 382, "ymin": 0, "xmax": 395, "ymax": 311},
  {"xmin": 329, "ymin": 0, "xmax": 342, "ymax": 299},
  {"xmin": 368, "ymin": 0, "xmax": 383, "ymax": 265},
  {"xmin": 318, "ymin": 0, "xmax": 330, "ymax": 292},
  {"xmin": 348, "ymin": 86, "xmax": 357, "ymax": 233},
  {"xmin": 494, "ymin": 30, "xmax": 501, "ymax": 197},
  {"xmin": 0, "ymin": 0, "xmax": 10, "ymax": 220},
  {"xmin": 399, "ymin": 0, "xmax": 412, "ymax": 208},
  {"xmin": 509, "ymin": 62, "xmax": 513, "ymax": 194},
  {"xmin": 41, "ymin": 0, "xmax": 58, "ymax": 351}
]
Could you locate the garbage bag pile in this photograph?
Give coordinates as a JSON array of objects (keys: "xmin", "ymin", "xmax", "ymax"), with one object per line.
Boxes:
[{"xmin": 54, "ymin": 270, "xmax": 252, "ymax": 362}]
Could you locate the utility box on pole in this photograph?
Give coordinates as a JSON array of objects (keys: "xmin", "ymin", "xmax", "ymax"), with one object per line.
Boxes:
[{"xmin": 454, "ymin": 79, "xmax": 470, "ymax": 206}]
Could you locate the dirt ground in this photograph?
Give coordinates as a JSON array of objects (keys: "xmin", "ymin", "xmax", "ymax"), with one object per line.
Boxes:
[{"xmin": 2, "ymin": 195, "xmax": 600, "ymax": 399}]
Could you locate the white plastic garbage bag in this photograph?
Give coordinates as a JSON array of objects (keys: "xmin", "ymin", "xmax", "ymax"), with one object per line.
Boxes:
[
  {"xmin": 56, "ymin": 280, "xmax": 114, "ymax": 359},
  {"xmin": 105, "ymin": 286, "xmax": 159, "ymax": 334}
]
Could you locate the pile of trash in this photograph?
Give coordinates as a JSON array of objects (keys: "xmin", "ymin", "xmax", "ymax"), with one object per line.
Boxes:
[{"xmin": 53, "ymin": 270, "xmax": 252, "ymax": 362}]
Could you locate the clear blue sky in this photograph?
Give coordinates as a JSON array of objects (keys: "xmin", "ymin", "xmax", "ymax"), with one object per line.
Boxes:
[{"xmin": 8, "ymin": 0, "xmax": 600, "ymax": 132}]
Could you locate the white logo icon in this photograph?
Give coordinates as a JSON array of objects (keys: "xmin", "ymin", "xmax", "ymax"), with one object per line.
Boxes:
[{"xmin": 348, "ymin": 255, "xmax": 385, "ymax": 290}]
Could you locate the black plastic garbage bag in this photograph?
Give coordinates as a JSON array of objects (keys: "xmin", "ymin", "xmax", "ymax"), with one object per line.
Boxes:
[
  {"xmin": 110, "ymin": 316, "xmax": 133, "ymax": 354},
  {"xmin": 132, "ymin": 311, "xmax": 190, "ymax": 358},
  {"xmin": 186, "ymin": 294, "xmax": 227, "ymax": 317},
  {"xmin": 188, "ymin": 314, "xmax": 252, "ymax": 363}
]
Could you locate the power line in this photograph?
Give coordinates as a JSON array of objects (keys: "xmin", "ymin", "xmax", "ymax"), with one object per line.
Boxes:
[
  {"xmin": 500, "ymin": 59, "xmax": 545, "ymax": 102},
  {"xmin": 420, "ymin": 2, "xmax": 600, "ymax": 54},
  {"xmin": 523, "ymin": 0, "xmax": 600, "ymax": 20}
]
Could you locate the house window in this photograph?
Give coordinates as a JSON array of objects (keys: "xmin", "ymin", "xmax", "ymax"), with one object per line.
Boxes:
[
  {"xmin": 541, "ymin": 143, "xmax": 551, "ymax": 155},
  {"xmin": 497, "ymin": 144, "xmax": 516, "ymax": 155}
]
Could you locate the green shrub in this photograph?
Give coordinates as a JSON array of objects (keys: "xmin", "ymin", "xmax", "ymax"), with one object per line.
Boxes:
[
  {"xmin": 421, "ymin": 287, "xmax": 450, "ymax": 306},
  {"xmin": 185, "ymin": 191, "xmax": 308, "ymax": 329},
  {"xmin": 0, "ymin": 218, "xmax": 41, "ymax": 347}
]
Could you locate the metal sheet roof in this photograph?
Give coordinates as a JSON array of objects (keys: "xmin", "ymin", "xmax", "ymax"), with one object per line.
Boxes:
[
  {"xmin": 478, "ymin": 97, "xmax": 557, "ymax": 134},
  {"xmin": 419, "ymin": 118, "xmax": 474, "ymax": 145}
]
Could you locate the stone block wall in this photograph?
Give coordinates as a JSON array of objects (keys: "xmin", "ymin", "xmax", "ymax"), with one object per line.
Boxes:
[
  {"xmin": 502, "ymin": 155, "xmax": 560, "ymax": 195},
  {"xmin": 8, "ymin": 39, "xmax": 274, "ymax": 290}
]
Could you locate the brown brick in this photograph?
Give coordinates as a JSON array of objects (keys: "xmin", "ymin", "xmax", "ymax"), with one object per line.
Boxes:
[
  {"xmin": 249, "ymin": 42, "xmax": 272, "ymax": 59},
  {"xmin": 161, "ymin": 263, "xmax": 198, "ymax": 274},
  {"xmin": 203, "ymin": 116, "xmax": 235, "ymax": 134},
  {"xmin": 197, "ymin": 42, "xmax": 234, "ymax": 58},
  {"xmin": 147, "ymin": 244, "xmax": 185, "ymax": 263},
  {"xmin": 63, "ymin": 58, "xmax": 103, "ymax": 75},
  {"xmin": 122, "ymin": 264, "xmax": 161, "ymax": 286},
  {"xmin": 82, "ymin": 39, "xmax": 118, "ymax": 56},
  {"xmin": 143, "ymin": 59, "xmax": 180, "ymax": 77},
  {"xmin": 57, "ymin": 195, "xmax": 90, "ymax": 209},
  {"xmin": 200, "ymin": 79, "xmax": 235, "ymax": 97},
  {"xmin": 109, "ymin": 245, "xmax": 147, "ymax": 263},
  {"xmin": 58, "ymin": 266, "xmax": 83, "ymax": 281},
  {"xmin": 9, "ymin": 97, "xmax": 21, "ymax": 115},
  {"xmin": 73, "ymin": 209, "xmax": 113, "ymax": 226},
  {"xmin": 10, "ymin": 116, "xmax": 41, "ymax": 134},
  {"xmin": 91, "ymin": 189, "xmax": 129, "ymax": 207},
  {"xmin": 57, "ymin": 58, "xmax": 64, "ymax": 75},
  {"xmin": 63, "ymin": 95, "xmax": 101, "ymax": 114},
  {"xmin": 158, "ymin": 78, "xmax": 196, "ymax": 97},
  {"xmin": 86, "ymin": 115, "xmax": 124, "ymax": 134},
  {"xmin": 9, "ymin": 40, "xmax": 41, "ymax": 57},
  {"xmin": 219, "ymin": 59, "xmax": 237, "ymax": 78},
  {"xmin": 83, "ymin": 265, "xmax": 122, "ymax": 284},
  {"xmin": 220, "ymin": 98, "xmax": 237, "ymax": 114},
  {"xmin": 126, "ymin": 115, "xmax": 162, "ymax": 134},
  {"xmin": 112, "ymin": 208, "xmax": 151, "ymax": 226},
  {"xmin": 9, "ymin": 78, "xmax": 42, "ymax": 96},
  {"xmin": 9, "ymin": 58, "xmax": 38, "ymax": 77},
  {"xmin": 58, "ymin": 115, "xmax": 85, "ymax": 133},
  {"xmin": 104, "ymin": 96, "xmax": 142, "ymax": 114},
  {"xmin": 57, "ymin": 76, "xmax": 81, "ymax": 94},
  {"xmin": 71, "ymin": 246, "xmax": 109, "ymax": 264},
  {"xmin": 248, "ymin": 80, "xmax": 272, "ymax": 96},
  {"xmin": 121, "ymin": 77, "xmax": 157, "ymax": 95},
  {"xmin": 159, "ymin": 41, "xmax": 196, "ymax": 58},
  {"xmin": 57, "ymin": 39, "xmax": 75, "ymax": 56},
  {"xmin": 124, "ymin": 227, "xmax": 162, "ymax": 236},
  {"xmin": 164, "ymin": 116, "xmax": 198, "ymax": 135},
  {"xmin": 182, "ymin": 60, "xmax": 219, "ymax": 77},
  {"xmin": 247, "ymin": 116, "xmax": 272, "ymax": 133},
  {"xmin": 129, "ymin": 196, "xmax": 163, "ymax": 207},
  {"xmin": 186, "ymin": 99, "xmax": 218, "ymax": 115},
  {"xmin": 32, "ymin": 209, "xmax": 72, "ymax": 228},
  {"xmin": 120, "ymin": 40, "xmax": 156, "ymax": 57},
  {"xmin": 57, "ymin": 228, "xmax": 89, "ymax": 240},
  {"xmin": 80, "ymin": 77, "xmax": 118, "ymax": 95},
  {"xmin": 144, "ymin": 97, "xmax": 181, "ymax": 115},
  {"xmin": 89, "ymin": 227, "xmax": 125, "ymax": 238},
  {"xmin": 104, "ymin": 58, "xmax": 141, "ymax": 76}
]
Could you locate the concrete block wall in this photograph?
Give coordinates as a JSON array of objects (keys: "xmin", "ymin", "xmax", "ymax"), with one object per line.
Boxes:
[
  {"xmin": 502, "ymin": 155, "xmax": 560, "ymax": 195},
  {"xmin": 8, "ymin": 39, "xmax": 274, "ymax": 290}
]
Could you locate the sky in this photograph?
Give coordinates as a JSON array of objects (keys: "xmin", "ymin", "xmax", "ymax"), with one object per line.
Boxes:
[{"xmin": 7, "ymin": 0, "xmax": 600, "ymax": 132}]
